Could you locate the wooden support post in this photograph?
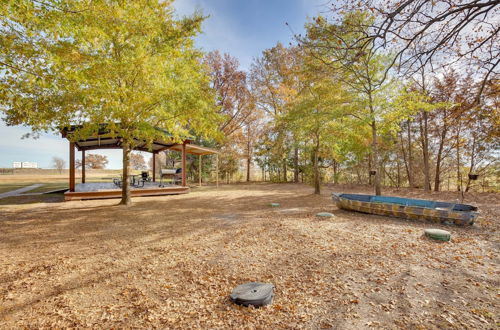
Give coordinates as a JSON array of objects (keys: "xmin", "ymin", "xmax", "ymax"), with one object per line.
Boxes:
[
  {"xmin": 81, "ymin": 150, "xmax": 86, "ymax": 184},
  {"xmin": 199, "ymin": 155, "xmax": 202, "ymax": 187},
  {"xmin": 69, "ymin": 142, "xmax": 75, "ymax": 192},
  {"xmin": 181, "ymin": 142, "xmax": 187, "ymax": 187},
  {"xmin": 216, "ymin": 154, "xmax": 219, "ymax": 188},
  {"xmin": 152, "ymin": 152, "xmax": 156, "ymax": 182}
]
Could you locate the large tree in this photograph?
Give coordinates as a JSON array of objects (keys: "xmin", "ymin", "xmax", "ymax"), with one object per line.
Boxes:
[
  {"xmin": 204, "ymin": 51, "xmax": 257, "ymax": 183},
  {"xmin": 250, "ymin": 43, "xmax": 302, "ymax": 182},
  {"xmin": 0, "ymin": 0, "xmax": 220, "ymax": 205},
  {"xmin": 301, "ymin": 13, "xmax": 396, "ymax": 195},
  {"xmin": 76, "ymin": 153, "xmax": 108, "ymax": 170},
  {"xmin": 284, "ymin": 54, "xmax": 352, "ymax": 194},
  {"xmin": 130, "ymin": 153, "xmax": 147, "ymax": 171}
]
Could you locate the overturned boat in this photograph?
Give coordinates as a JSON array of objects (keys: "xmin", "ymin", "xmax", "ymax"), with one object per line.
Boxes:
[{"xmin": 332, "ymin": 193, "xmax": 478, "ymax": 226}]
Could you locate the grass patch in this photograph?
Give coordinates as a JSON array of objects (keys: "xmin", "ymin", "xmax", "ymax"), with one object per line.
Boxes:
[{"xmin": 0, "ymin": 193, "xmax": 64, "ymax": 205}]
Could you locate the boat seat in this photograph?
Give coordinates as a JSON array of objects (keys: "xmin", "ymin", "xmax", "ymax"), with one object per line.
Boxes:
[{"xmin": 453, "ymin": 204, "xmax": 478, "ymax": 211}]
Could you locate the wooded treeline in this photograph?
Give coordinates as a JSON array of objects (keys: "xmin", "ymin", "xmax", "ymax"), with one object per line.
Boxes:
[{"xmin": 203, "ymin": 2, "xmax": 499, "ymax": 194}]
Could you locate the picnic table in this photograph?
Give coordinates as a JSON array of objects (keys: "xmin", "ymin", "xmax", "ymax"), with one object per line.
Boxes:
[{"xmin": 113, "ymin": 174, "xmax": 146, "ymax": 188}]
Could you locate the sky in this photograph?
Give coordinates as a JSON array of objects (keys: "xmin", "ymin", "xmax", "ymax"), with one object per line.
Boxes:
[{"xmin": 0, "ymin": 0, "xmax": 328, "ymax": 169}]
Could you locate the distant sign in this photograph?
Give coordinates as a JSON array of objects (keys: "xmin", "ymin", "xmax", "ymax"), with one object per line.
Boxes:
[
  {"xmin": 12, "ymin": 162, "xmax": 38, "ymax": 169},
  {"xmin": 22, "ymin": 162, "xmax": 38, "ymax": 168}
]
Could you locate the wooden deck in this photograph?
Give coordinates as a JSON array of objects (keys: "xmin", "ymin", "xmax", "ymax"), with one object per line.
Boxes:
[{"xmin": 64, "ymin": 182, "xmax": 189, "ymax": 201}]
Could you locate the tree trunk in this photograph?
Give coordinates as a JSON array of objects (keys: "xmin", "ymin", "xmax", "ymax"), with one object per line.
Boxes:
[
  {"xmin": 246, "ymin": 139, "xmax": 251, "ymax": 182},
  {"xmin": 396, "ymin": 157, "xmax": 401, "ymax": 188},
  {"xmin": 384, "ymin": 164, "xmax": 397, "ymax": 187},
  {"xmin": 355, "ymin": 166, "xmax": 362, "ymax": 185},
  {"xmin": 293, "ymin": 146, "xmax": 299, "ymax": 183},
  {"xmin": 434, "ymin": 124, "xmax": 448, "ymax": 192},
  {"xmin": 313, "ymin": 140, "xmax": 320, "ymax": 194},
  {"xmin": 401, "ymin": 119, "xmax": 416, "ymax": 188},
  {"xmin": 333, "ymin": 160, "xmax": 338, "ymax": 184},
  {"xmin": 120, "ymin": 141, "xmax": 132, "ymax": 206},
  {"xmin": 456, "ymin": 129, "xmax": 462, "ymax": 192},
  {"xmin": 419, "ymin": 111, "xmax": 431, "ymax": 191},
  {"xmin": 246, "ymin": 157, "xmax": 251, "ymax": 182},
  {"xmin": 368, "ymin": 153, "xmax": 372, "ymax": 185},
  {"xmin": 283, "ymin": 158, "xmax": 287, "ymax": 182},
  {"xmin": 434, "ymin": 145, "xmax": 443, "ymax": 192},
  {"xmin": 465, "ymin": 134, "xmax": 476, "ymax": 192},
  {"xmin": 371, "ymin": 120, "xmax": 381, "ymax": 196},
  {"xmin": 399, "ymin": 130, "xmax": 409, "ymax": 186}
]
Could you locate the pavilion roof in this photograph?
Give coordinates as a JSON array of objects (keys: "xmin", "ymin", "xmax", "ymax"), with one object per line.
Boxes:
[{"xmin": 61, "ymin": 124, "xmax": 217, "ymax": 155}]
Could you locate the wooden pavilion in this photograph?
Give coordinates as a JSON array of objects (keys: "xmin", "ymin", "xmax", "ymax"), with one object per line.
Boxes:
[{"xmin": 61, "ymin": 126, "xmax": 218, "ymax": 201}]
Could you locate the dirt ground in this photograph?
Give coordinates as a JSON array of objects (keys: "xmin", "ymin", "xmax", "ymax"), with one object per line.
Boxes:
[{"xmin": 0, "ymin": 183, "xmax": 498, "ymax": 329}]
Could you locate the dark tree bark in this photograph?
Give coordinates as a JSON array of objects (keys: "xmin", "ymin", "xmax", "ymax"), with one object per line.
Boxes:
[
  {"xmin": 246, "ymin": 157, "xmax": 251, "ymax": 182},
  {"xmin": 246, "ymin": 139, "xmax": 251, "ymax": 182},
  {"xmin": 367, "ymin": 87, "xmax": 381, "ymax": 196},
  {"xmin": 434, "ymin": 123, "xmax": 448, "ymax": 192},
  {"xmin": 368, "ymin": 153, "xmax": 373, "ymax": 185},
  {"xmin": 406, "ymin": 119, "xmax": 415, "ymax": 187},
  {"xmin": 356, "ymin": 165, "xmax": 363, "ymax": 185},
  {"xmin": 333, "ymin": 160, "xmax": 339, "ymax": 184},
  {"xmin": 465, "ymin": 133, "xmax": 477, "ymax": 192},
  {"xmin": 371, "ymin": 118, "xmax": 381, "ymax": 196},
  {"xmin": 399, "ymin": 126, "xmax": 413, "ymax": 188},
  {"xmin": 293, "ymin": 146, "xmax": 299, "ymax": 183},
  {"xmin": 396, "ymin": 157, "xmax": 401, "ymax": 188},
  {"xmin": 313, "ymin": 138, "xmax": 321, "ymax": 194},
  {"xmin": 120, "ymin": 141, "xmax": 131, "ymax": 206},
  {"xmin": 456, "ymin": 127, "xmax": 463, "ymax": 192},
  {"xmin": 419, "ymin": 111, "xmax": 431, "ymax": 191},
  {"xmin": 283, "ymin": 158, "xmax": 287, "ymax": 182}
]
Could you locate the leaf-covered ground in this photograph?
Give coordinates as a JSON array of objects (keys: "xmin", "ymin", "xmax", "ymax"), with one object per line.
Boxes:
[{"xmin": 0, "ymin": 183, "xmax": 498, "ymax": 328}]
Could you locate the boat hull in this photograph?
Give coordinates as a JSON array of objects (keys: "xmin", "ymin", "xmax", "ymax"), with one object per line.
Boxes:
[{"xmin": 332, "ymin": 194, "xmax": 477, "ymax": 226}]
